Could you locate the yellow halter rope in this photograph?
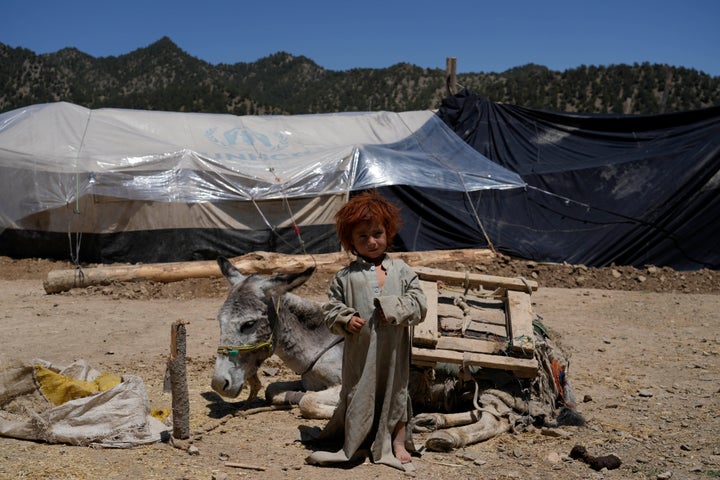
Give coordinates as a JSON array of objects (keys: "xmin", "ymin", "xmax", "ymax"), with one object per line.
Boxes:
[
  {"xmin": 217, "ymin": 335, "xmax": 273, "ymax": 357},
  {"xmin": 216, "ymin": 297, "xmax": 280, "ymax": 357}
]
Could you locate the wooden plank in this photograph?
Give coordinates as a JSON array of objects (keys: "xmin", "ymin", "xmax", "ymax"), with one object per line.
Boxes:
[
  {"xmin": 507, "ymin": 290, "xmax": 535, "ymax": 357},
  {"xmin": 413, "ymin": 266, "xmax": 538, "ymax": 292},
  {"xmin": 438, "ymin": 316, "xmax": 508, "ymax": 338},
  {"xmin": 435, "ymin": 336, "xmax": 506, "ymax": 355},
  {"xmin": 412, "ymin": 280, "xmax": 440, "ymax": 347},
  {"xmin": 411, "ymin": 347, "xmax": 538, "ymax": 378},
  {"xmin": 468, "ymin": 308, "xmax": 507, "ymax": 327},
  {"xmin": 465, "ymin": 321, "xmax": 508, "ymax": 338},
  {"xmin": 437, "ymin": 302, "xmax": 464, "ymax": 319}
]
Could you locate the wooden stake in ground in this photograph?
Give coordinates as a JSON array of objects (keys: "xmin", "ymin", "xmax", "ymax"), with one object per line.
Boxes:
[{"xmin": 167, "ymin": 320, "xmax": 190, "ymax": 440}]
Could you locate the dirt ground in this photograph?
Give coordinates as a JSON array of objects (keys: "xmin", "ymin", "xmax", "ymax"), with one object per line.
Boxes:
[{"xmin": 0, "ymin": 254, "xmax": 718, "ymax": 480}]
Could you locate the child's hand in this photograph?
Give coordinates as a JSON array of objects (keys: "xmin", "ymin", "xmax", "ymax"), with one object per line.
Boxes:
[
  {"xmin": 374, "ymin": 299, "xmax": 388, "ymax": 323},
  {"xmin": 347, "ymin": 315, "xmax": 366, "ymax": 334}
]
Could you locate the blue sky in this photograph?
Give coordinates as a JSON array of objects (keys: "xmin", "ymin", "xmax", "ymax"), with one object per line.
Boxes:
[{"xmin": 5, "ymin": 0, "xmax": 720, "ymax": 76}]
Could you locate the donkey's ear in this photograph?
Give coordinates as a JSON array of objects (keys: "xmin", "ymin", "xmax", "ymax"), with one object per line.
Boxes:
[
  {"xmin": 217, "ymin": 256, "xmax": 246, "ymax": 286},
  {"xmin": 261, "ymin": 266, "xmax": 316, "ymax": 297}
]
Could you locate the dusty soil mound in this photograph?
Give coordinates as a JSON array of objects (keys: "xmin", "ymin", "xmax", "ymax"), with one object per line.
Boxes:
[{"xmin": 2, "ymin": 254, "xmax": 717, "ymax": 300}]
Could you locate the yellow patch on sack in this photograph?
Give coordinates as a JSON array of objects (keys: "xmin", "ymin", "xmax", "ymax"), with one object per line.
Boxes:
[
  {"xmin": 34, "ymin": 365, "xmax": 98, "ymax": 406},
  {"xmin": 94, "ymin": 372, "xmax": 122, "ymax": 391},
  {"xmin": 151, "ymin": 408, "xmax": 171, "ymax": 421}
]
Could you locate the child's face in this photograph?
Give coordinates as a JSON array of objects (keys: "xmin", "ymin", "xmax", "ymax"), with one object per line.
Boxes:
[{"xmin": 350, "ymin": 220, "xmax": 387, "ymax": 262}]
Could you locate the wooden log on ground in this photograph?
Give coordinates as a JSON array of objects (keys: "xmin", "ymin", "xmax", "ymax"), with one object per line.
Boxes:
[
  {"xmin": 43, "ymin": 249, "xmax": 496, "ymax": 294},
  {"xmin": 168, "ymin": 320, "xmax": 190, "ymax": 440}
]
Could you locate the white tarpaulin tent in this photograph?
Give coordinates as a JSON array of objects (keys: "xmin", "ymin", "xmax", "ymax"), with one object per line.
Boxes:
[{"xmin": 0, "ymin": 102, "xmax": 524, "ymax": 263}]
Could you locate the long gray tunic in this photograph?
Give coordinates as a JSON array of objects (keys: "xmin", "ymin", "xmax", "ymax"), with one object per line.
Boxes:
[{"xmin": 306, "ymin": 254, "xmax": 427, "ymax": 471}]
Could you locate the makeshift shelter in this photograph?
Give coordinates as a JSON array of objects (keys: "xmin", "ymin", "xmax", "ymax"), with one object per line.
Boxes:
[
  {"xmin": 0, "ymin": 102, "xmax": 524, "ymax": 263},
  {"xmin": 437, "ymin": 90, "xmax": 720, "ymax": 270}
]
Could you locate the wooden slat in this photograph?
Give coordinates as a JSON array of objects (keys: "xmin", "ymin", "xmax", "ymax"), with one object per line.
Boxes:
[
  {"xmin": 435, "ymin": 336, "xmax": 506, "ymax": 355},
  {"xmin": 440, "ymin": 295, "xmax": 507, "ymax": 329},
  {"xmin": 411, "ymin": 347, "xmax": 538, "ymax": 378},
  {"xmin": 413, "ymin": 266, "xmax": 538, "ymax": 292},
  {"xmin": 412, "ymin": 280, "xmax": 440, "ymax": 347},
  {"xmin": 507, "ymin": 290, "xmax": 535, "ymax": 357},
  {"xmin": 468, "ymin": 308, "xmax": 507, "ymax": 327},
  {"xmin": 438, "ymin": 318, "xmax": 508, "ymax": 338},
  {"xmin": 437, "ymin": 303, "xmax": 464, "ymax": 319},
  {"xmin": 466, "ymin": 321, "xmax": 508, "ymax": 338}
]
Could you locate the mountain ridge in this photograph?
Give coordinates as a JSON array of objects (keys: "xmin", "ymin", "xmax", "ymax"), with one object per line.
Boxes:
[{"xmin": 2, "ymin": 37, "xmax": 719, "ymax": 115}]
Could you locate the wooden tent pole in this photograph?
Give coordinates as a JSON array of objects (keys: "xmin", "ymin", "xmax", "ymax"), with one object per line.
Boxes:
[{"xmin": 446, "ymin": 57, "xmax": 457, "ymax": 95}]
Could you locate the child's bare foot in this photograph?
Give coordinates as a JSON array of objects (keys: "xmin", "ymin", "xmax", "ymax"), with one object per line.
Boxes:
[
  {"xmin": 392, "ymin": 422, "xmax": 412, "ymax": 464},
  {"xmin": 392, "ymin": 441, "xmax": 412, "ymax": 464}
]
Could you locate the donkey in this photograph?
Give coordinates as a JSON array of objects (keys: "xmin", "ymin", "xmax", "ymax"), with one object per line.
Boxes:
[{"xmin": 210, "ymin": 257, "xmax": 343, "ymax": 418}]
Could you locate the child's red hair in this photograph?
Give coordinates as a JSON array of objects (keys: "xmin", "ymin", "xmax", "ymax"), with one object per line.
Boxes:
[{"xmin": 335, "ymin": 191, "xmax": 401, "ymax": 254}]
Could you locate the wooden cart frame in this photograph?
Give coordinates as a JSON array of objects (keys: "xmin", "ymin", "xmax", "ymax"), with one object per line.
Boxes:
[{"xmin": 411, "ymin": 267, "xmax": 539, "ymax": 379}]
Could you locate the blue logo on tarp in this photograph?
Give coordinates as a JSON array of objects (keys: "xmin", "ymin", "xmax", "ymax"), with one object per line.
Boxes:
[{"xmin": 205, "ymin": 127, "xmax": 289, "ymax": 152}]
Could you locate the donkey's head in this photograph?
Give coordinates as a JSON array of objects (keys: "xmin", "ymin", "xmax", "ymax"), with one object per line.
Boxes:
[{"xmin": 211, "ymin": 257, "xmax": 315, "ymax": 398}]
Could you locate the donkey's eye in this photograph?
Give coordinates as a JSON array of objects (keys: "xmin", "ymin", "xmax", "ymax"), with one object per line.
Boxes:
[{"xmin": 240, "ymin": 321, "xmax": 256, "ymax": 333}]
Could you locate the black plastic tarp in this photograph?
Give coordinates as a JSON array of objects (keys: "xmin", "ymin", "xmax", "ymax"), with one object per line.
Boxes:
[{"xmin": 436, "ymin": 90, "xmax": 720, "ymax": 270}]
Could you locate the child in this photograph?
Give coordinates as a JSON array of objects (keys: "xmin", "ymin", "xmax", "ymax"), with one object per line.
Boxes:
[{"xmin": 306, "ymin": 191, "xmax": 427, "ymax": 471}]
